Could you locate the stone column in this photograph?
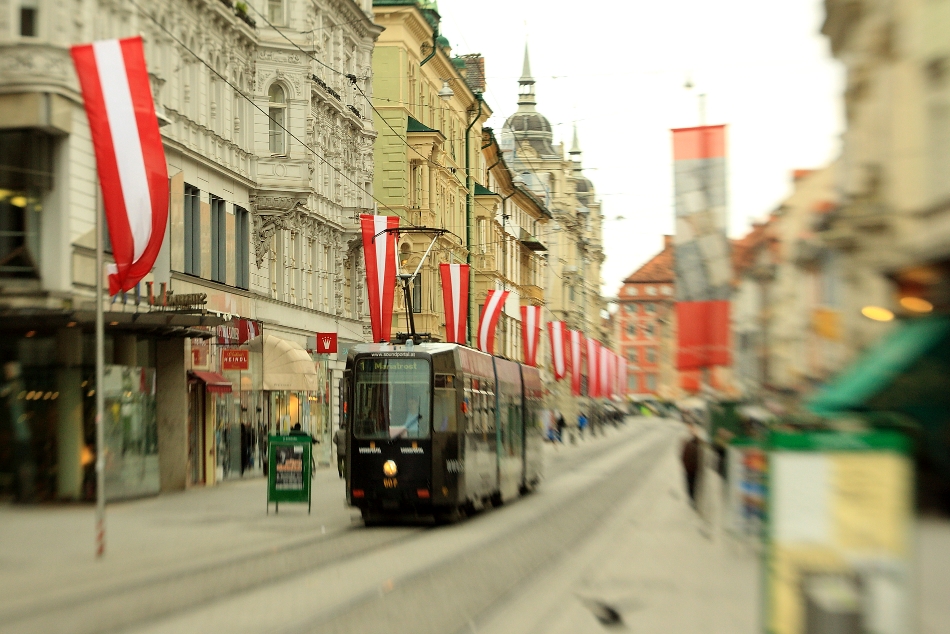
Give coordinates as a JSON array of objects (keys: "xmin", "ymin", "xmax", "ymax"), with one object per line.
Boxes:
[
  {"xmin": 156, "ymin": 339, "xmax": 188, "ymax": 491},
  {"xmin": 56, "ymin": 327, "xmax": 83, "ymax": 499}
]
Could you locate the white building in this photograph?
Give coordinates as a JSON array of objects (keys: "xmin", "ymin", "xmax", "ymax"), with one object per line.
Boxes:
[{"xmin": 0, "ymin": 0, "xmax": 380, "ymax": 500}]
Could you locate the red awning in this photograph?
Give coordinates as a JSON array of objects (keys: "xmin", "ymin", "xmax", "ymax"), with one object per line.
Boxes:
[{"xmin": 189, "ymin": 371, "xmax": 233, "ymax": 394}]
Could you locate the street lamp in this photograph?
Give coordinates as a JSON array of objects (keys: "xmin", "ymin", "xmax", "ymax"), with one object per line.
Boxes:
[{"xmin": 438, "ymin": 80, "xmax": 454, "ymax": 101}]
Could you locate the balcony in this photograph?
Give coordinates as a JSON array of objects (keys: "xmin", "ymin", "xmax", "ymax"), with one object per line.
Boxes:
[
  {"xmin": 518, "ymin": 228, "xmax": 547, "ymax": 252},
  {"xmin": 521, "ymin": 284, "xmax": 543, "ymax": 304}
]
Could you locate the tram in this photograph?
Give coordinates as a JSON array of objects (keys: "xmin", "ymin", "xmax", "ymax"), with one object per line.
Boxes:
[{"xmin": 341, "ymin": 342, "xmax": 544, "ymax": 523}]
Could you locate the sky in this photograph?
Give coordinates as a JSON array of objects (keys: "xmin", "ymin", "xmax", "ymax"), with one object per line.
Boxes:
[{"xmin": 433, "ymin": 0, "xmax": 845, "ymax": 297}]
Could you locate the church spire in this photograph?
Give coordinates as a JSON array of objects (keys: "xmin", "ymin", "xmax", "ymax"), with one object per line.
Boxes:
[
  {"xmin": 570, "ymin": 123, "xmax": 581, "ymax": 156},
  {"xmin": 517, "ymin": 43, "xmax": 536, "ymax": 109}
]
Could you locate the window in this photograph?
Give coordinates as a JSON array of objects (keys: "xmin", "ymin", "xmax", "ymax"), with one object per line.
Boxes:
[
  {"xmin": 0, "ymin": 130, "xmax": 50, "ymax": 278},
  {"xmin": 235, "ymin": 206, "xmax": 249, "ymax": 289},
  {"xmin": 646, "ymin": 374, "xmax": 657, "ymax": 391},
  {"xmin": 629, "ymin": 287, "xmax": 638, "ymax": 296},
  {"xmin": 268, "ymin": 84, "xmax": 287, "ymax": 154},
  {"xmin": 353, "ymin": 358, "xmax": 431, "ymax": 439},
  {"xmin": 267, "ymin": 0, "xmax": 284, "ymax": 24},
  {"xmin": 646, "ymin": 302, "xmax": 655, "ymax": 314},
  {"xmin": 627, "ymin": 375, "xmax": 638, "ymax": 390},
  {"xmin": 210, "ymin": 195, "xmax": 226, "ymax": 283},
  {"xmin": 662, "ymin": 286, "xmax": 673, "ymax": 295},
  {"xmin": 646, "ymin": 323, "xmax": 655, "ymax": 338},
  {"xmin": 626, "ymin": 349, "xmax": 637, "ymax": 363},
  {"xmin": 184, "ymin": 184, "xmax": 201, "ymax": 275},
  {"xmin": 411, "ymin": 275, "xmax": 422, "ymax": 313},
  {"xmin": 647, "ymin": 286, "xmax": 657, "ymax": 296},
  {"xmin": 646, "ymin": 347, "xmax": 656, "ymax": 364},
  {"xmin": 626, "ymin": 323, "xmax": 635, "ymax": 337},
  {"xmin": 20, "ymin": 0, "xmax": 37, "ymax": 37}
]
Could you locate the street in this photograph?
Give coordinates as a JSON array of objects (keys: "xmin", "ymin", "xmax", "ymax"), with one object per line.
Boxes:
[{"xmin": 0, "ymin": 418, "xmax": 762, "ymax": 634}]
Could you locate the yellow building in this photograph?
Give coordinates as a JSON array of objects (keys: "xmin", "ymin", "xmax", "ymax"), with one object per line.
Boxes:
[{"xmin": 371, "ymin": 0, "xmax": 490, "ymax": 343}]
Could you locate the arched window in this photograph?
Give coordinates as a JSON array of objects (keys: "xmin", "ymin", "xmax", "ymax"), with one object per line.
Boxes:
[{"xmin": 268, "ymin": 84, "xmax": 286, "ymax": 154}]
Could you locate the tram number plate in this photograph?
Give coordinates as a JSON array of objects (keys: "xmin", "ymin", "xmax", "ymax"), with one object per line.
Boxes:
[{"xmin": 383, "ymin": 477, "xmax": 398, "ymax": 488}]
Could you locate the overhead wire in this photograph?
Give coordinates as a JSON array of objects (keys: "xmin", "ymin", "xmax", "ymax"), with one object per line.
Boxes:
[{"xmin": 127, "ymin": 0, "xmax": 418, "ymax": 225}]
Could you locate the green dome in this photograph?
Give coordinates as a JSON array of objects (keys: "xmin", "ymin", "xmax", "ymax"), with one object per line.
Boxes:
[{"xmin": 436, "ymin": 34, "xmax": 450, "ymax": 49}]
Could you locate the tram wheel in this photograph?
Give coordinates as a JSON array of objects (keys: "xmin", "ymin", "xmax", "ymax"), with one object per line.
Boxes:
[
  {"xmin": 490, "ymin": 491, "xmax": 503, "ymax": 507},
  {"xmin": 361, "ymin": 510, "xmax": 384, "ymax": 527},
  {"xmin": 435, "ymin": 505, "xmax": 465, "ymax": 525}
]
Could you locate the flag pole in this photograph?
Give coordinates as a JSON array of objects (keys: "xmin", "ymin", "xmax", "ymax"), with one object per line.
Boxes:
[{"xmin": 95, "ymin": 183, "xmax": 106, "ymax": 558}]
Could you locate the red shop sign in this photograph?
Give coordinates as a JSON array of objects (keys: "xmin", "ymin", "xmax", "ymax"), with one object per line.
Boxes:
[
  {"xmin": 316, "ymin": 332, "xmax": 338, "ymax": 354},
  {"xmin": 221, "ymin": 349, "xmax": 249, "ymax": 370}
]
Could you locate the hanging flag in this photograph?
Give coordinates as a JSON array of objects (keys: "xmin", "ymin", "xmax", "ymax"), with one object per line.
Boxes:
[
  {"xmin": 70, "ymin": 36, "xmax": 169, "ymax": 295},
  {"xmin": 520, "ymin": 305, "xmax": 542, "ymax": 366},
  {"xmin": 586, "ymin": 339, "xmax": 600, "ymax": 397},
  {"xmin": 569, "ymin": 330, "xmax": 584, "ymax": 396},
  {"xmin": 439, "ymin": 263, "xmax": 469, "ymax": 344},
  {"xmin": 600, "ymin": 346, "xmax": 612, "ymax": 399},
  {"xmin": 477, "ymin": 290, "xmax": 509, "ymax": 354},
  {"xmin": 548, "ymin": 321, "xmax": 567, "ymax": 381},
  {"xmin": 671, "ymin": 125, "xmax": 732, "ymax": 370},
  {"xmin": 360, "ymin": 214, "xmax": 399, "ymax": 343},
  {"xmin": 619, "ymin": 351, "xmax": 628, "ymax": 397}
]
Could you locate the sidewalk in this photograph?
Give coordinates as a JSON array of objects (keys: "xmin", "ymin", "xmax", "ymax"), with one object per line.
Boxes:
[
  {"xmin": 478, "ymin": 420, "xmax": 760, "ymax": 634},
  {"xmin": 0, "ymin": 463, "xmax": 352, "ymax": 624}
]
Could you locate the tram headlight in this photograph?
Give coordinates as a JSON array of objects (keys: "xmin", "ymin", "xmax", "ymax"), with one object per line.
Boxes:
[{"xmin": 383, "ymin": 460, "xmax": 398, "ymax": 477}]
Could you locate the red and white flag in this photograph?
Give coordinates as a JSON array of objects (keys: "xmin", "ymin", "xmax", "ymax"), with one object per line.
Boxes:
[
  {"xmin": 71, "ymin": 37, "xmax": 168, "ymax": 295},
  {"xmin": 520, "ymin": 305, "xmax": 542, "ymax": 366},
  {"xmin": 600, "ymin": 346, "xmax": 612, "ymax": 398},
  {"xmin": 548, "ymin": 321, "xmax": 567, "ymax": 381},
  {"xmin": 569, "ymin": 330, "xmax": 584, "ymax": 396},
  {"xmin": 477, "ymin": 290, "xmax": 509, "ymax": 354},
  {"xmin": 439, "ymin": 263, "xmax": 469, "ymax": 344},
  {"xmin": 586, "ymin": 338, "xmax": 600, "ymax": 397},
  {"xmin": 361, "ymin": 214, "xmax": 399, "ymax": 343},
  {"xmin": 617, "ymin": 351, "xmax": 627, "ymax": 397}
]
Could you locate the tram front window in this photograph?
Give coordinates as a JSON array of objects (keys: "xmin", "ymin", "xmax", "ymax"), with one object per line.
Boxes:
[{"xmin": 354, "ymin": 358, "xmax": 431, "ymax": 440}]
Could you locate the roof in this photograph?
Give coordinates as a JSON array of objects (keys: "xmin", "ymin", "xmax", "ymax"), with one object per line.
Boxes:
[
  {"xmin": 731, "ymin": 220, "xmax": 776, "ymax": 277},
  {"xmin": 623, "ymin": 237, "xmax": 674, "ymax": 284}
]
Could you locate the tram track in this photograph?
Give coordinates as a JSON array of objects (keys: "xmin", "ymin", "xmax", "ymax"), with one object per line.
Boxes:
[
  {"xmin": 1, "ymin": 420, "xmax": 670, "ymax": 634},
  {"xmin": 292, "ymin": 422, "xmax": 675, "ymax": 634}
]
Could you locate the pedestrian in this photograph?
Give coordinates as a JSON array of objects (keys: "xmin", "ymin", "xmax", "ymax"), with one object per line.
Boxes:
[
  {"xmin": 555, "ymin": 410, "xmax": 566, "ymax": 443},
  {"xmin": 578, "ymin": 412, "xmax": 588, "ymax": 439},
  {"xmin": 681, "ymin": 422, "xmax": 700, "ymax": 505},
  {"xmin": 334, "ymin": 424, "xmax": 347, "ymax": 479}
]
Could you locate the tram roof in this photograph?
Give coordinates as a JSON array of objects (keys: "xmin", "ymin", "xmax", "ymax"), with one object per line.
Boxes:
[{"xmin": 351, "ymin": 342, "xmax": 466, "ymax": 356}]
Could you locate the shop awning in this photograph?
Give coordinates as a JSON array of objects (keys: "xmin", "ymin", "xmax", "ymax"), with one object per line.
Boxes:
[
  {"xmin": 807, "ymin": 316, "xmax": 950, "ymax": 415},
  {"xmin": 189, "ymin": 370, "xmax": 233, "ymax": 394},
  {"xmin": 257, "ymin": 334, "xmax": 318, "ymax": 392}
]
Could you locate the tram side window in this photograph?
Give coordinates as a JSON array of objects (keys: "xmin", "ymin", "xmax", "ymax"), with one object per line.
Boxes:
[
  {"xmin": 485, "ymin": 382, "xmax": 496, "ymax": 432},
  {"xmin": 463, "ymin": 385, "xmax": 474, "ymax": 432},
  {"xmin": 433, "ymin": 374, "xmax": 456, "ymax": 433}
]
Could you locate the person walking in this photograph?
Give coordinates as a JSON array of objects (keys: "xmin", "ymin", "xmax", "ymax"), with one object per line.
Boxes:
[
  {"xmin": 681, "ymin": 422, "xmax": 700, "ymax": 505},
  {"xmin": 578, "ymin": 412, "xmax": 588, "ymax": 439},
  {"xmin": 555, "ymin": 410, "xmax": 566, "ymax": 444},
  {"xmin": 334, "ymin": 424, "xmax": 346, "ymax": 479}
]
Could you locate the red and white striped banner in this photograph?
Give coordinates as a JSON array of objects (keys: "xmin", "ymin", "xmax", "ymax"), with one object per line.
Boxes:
[
  {"xmin": 477, "ymin": 290, "xmax": 509, "ymax": 354},
  {"xmin": 520, "ymin": 305, "xmax": 542, "ymax": 366},
  {"xmin": 617, "ymin": 351, "xmax": 627, "ymax": 397},
  {"xmin": 360, "ymin": 214, "xmax": 399, "ymax": 343},
  {"xmin": 71, "ymin": 37, "xmax": 168, "ymax": 295},
  {"xmin": 548, "ymin": 321, "xmax": 567, "ymax": 381},
  {"xmin": 439, "ymin": 263, "xmax": 469, "ymax": 344},
  {"xmin": 569, "ymin": 330, "xmax": 584, "ymax": 396},
  {"xmin": 603, "ymin": 349, "xmax": 612, "ymax": 398},
  {"xmin": 586, "ymin": 338, "xmax": 600, "ymax": 397}
]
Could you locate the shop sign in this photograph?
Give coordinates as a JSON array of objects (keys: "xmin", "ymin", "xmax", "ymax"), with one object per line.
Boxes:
[
  {"xmin": 221, "ymin": 349, "xmax": 249, "ymax": 370},
  {"xmin": 316, "ymin": 332, "xmax": 338, "ymax": 354},
  {"xmin": 267, "ymin": 435, "xmax": 312, "ymax": 513},
  {"xmin": 217, "ymin": 318, "xmax": 262, "ymax": 345},
  {"xmin": 191, "ymin": 338, "xmax": 209, "ymax": 368}
]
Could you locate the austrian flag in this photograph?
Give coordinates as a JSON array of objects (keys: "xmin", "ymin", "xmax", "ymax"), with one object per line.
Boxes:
[
  {"xmin": 71, "ymin": 37, "xmax": 169, "ymax": 295},
  {"xmin": 439, "ymin": 263, "xmax": 469, "ymax": 344},
  {"xmin": 477, "ymin": 290, "xmax": 509, "ymax": 354},
  {"xmin": 360, "ymin": 214, "xmax": 399, "ymax": 343},
  {"xmin": 520, "ymin": 305, "xmax": 542, "ymax": 366},
  {"xmin": 548, "ymin": 321, "xmax": 567, "ymax": 381}
]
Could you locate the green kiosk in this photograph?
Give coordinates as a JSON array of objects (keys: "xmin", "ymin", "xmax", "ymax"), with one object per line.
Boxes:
[{"xmin": 267, "ymin": 434, "xmax": 312, "ymax": 514}]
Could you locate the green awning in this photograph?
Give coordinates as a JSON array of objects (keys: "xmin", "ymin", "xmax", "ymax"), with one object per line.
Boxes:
[
  {"xmin": 407, "ymin": 116, "xmax": 439, "ymax": 134},
  {"xmin": 807, "ymin": 316, "xmax": 950, "ymax": 415},
  {"xmin": 474, "ymin": 182, "xmax": 496, "ymax": 196}
]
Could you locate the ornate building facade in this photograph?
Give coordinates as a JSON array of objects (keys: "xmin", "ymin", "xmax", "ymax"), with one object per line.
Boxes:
[{"xmin": 0, "ymin": 0, "xmax": 380, "ymax": 500}]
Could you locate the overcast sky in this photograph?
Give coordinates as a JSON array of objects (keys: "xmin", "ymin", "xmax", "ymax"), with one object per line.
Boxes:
[{"xmin": 433, "ymin": 0, "xmax": 845, "ymax": 296}]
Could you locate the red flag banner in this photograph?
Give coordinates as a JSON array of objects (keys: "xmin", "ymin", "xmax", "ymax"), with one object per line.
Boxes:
[
  {"xmin": 70, "ymin": 37, "xmax": 169, "ymax": 295},
  {"xmin": 676, "ymin": 300, "xmax": 731, "ymax": 370},
  {"xmin": 439, "ymin": 263, "xmax": 469, "ymax": 344},
  {"xmin": 548, "ymin": 321, "xmax": 567, "ymax": 381},
  {"xmin": 586, "ymin": 339, "xmax": 600, "ymax": 397},
  {"xmin": 361, "ymin": 214, "xmax": 399, "ymax": 343},
  {"xmin": 569, "ymin": 330, "xmax": 584, "ymax": 396},
  {"xmin": 600, "ymin": 344, "xmax": 611, "ymax": 398},
  {"xmin": 619, "ymin": 352, "xmax": 628, "ymax": 397},
  {"xmin": 477, "ymin": 290, "xmax": 509, "ymax": 354},
  {"xmin": 520, "ymin": 305, "xmax": 542, "ymax": 366}
]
